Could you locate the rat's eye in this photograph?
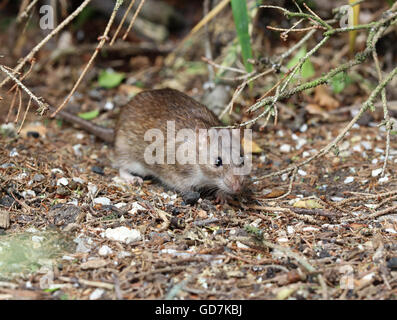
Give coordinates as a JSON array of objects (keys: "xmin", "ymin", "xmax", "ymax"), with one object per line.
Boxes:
[{"xmin": 215, "ymin": 157, "xmax": 223, "ymax": 167}]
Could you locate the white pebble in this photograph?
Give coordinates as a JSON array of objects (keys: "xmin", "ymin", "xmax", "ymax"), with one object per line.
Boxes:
[
  {"xmin": 302, "ymin": 151, "xmax": 310, "ymax": 158},
  {"xmin": 93, "ymin": 197, "xmax": 111, "ymax": 206},
  {"xmin": 361, "ymin": 141, "xmax": 372, "ymax": 150},
  {"xmin": 280, "ymin": 144, "xmax": 291, "ymax": 154},
  {"xmin": 303, "ymin": 227, "xmax": 319, "ymax": 232},
  {"xmin": 89, "ymin": 288, "xmax": 105, "ymax": 300},
  {"xmin": 16, "ymin": 173, "xmax": 28, "ymax": 180},
  {"xmin": 371, "ymin": 168, "xmax": 382, "ymax": 177},
  {"xmin": 298, "ymin": 169, "xmax": 307, "ymax": 176},
  {"xmin": 300, "ymin": 124, "xmax": 308, "ymax": 132},
  {"xmin": 51, "ymin": 168, "xmax": 64, "ymax": 174},
  {"xmin": 128, "ymin": 202, "xmax": 146, "ymax": 214},
  {"xmin": 9, "ymin": 148, "xmax": 19, "ymax": 157},
  {"xmin": 344, "ymin": 177, "xmax": 354, "ymax": 184},
  {"xmin": 98, "ymin": 245, "xmax": 113, "ymax": 256},
  {"xmin": 372, "ymin": 159, "xmax": 378, "ymax": 164},
  {"xmin": 73, "ymin": 144, "xmax": 82, "ymax": 157},
  {"xmin": 352, "ymin": 144, "xmax": 362, "ymax": 153},
  {"xmin": 236, "ymin": 241, "xmax": 250, "ymax": 249},
  {"xmin": 104, "ymin": 101, "xmax": 114, "ymax": 111},
  {"xmin": 287, "ymin": 226, "xmax": 294, "ymax": 234},
  {"xmin": 22, "ymin": 190, "xmax": 36, "ymax": 199},
  {"xmin": 104, "ymin": 226, "xmax": 141, "ymax": 244},
  {"xmin": 374, "ymin": 147, "xmax": 384, "ymax": 154},
  {"xmin": 72, "ymin": 177, "xmax": 85, "ymax": 184},
  {"xmin": 379, "ymin": 176, "xmax": 389, "ymax": 184},
  {"xmin": 67, "ymin": 199, "xmax": 78, "ymax": 206},
  {"xmin": 75, "ymin": 133, "xmax": 84, "ymax": 139},
  {"xmin": 57, "ymin": 177, "xmax": 69, "ymax": 186},
  {"xmin": 88, "ymin": 183, "xmax": 98, "ymax": 196},
  {"xmin": 115, "ymin": 202, "xmax": 127, "ymax": 209},
  {"xmin": 296, "ymin": 138, "xmax": 306, "ymax": 150}
]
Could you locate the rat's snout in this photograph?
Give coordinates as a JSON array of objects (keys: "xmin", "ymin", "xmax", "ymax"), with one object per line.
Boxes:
[
  {"xmin": 227, "ymin": 175, "xmax": 246, "ymax": 194},
  {"xmin": 232, "ymin": 181, "xmax": 242, "ymax": 193}
]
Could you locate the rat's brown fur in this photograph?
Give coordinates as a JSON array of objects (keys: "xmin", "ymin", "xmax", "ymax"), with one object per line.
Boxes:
[{"xmin": 52, "ymin": 88, "xmax": 248, "ymax": 199}]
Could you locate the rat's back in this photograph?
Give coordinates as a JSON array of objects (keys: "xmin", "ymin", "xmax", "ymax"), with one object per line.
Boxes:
[{"xmin": 113, "ymin": 88, "xmax": 223, "ymax": 188}]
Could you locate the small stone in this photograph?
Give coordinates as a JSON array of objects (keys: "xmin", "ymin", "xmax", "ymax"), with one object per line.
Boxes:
[
  {"xmin": 51, "ymin": 168, "xmax": 64, "ymax": 175},
  {"xmin": 387, "ymin": 257, "xmax": 397, "ymax": 270},
  {"xmin": 87, "ymin": 183, "xmax": 98, "ymax": 197},
  {"xmin": 372, "ymin": 168, "xmax": 382, "ymax": 177},
  {"xmin": 104, "ymin": 100, "xmax": 114, "ymax": 111},
  {"xmin": 33, "ymin": 174, "xmax": 45, "ymax": 182},
  {"xmin": 89, "ymin": 288, "xmax": 105, "ymax": 300},
  {"xmin": 56, "ymin": 185, "xmax": 71, "ymax": 196},
  {"xmin": 72, "ymin": 177, "xmax": 85, "ymax": 185},
  {"xmin": 98, "ymin": 245, "xmax": 113, "ymax": 256},
  {"xmin": 91, "ymin": 166, "xmax": 104, "ymax": 175},
  {"xmin": 104, "ymin": 226, "xmax": 141, "ymax": 244},
  {"xmin": 57, "ymin": 177, "xmax": 69, "ymax": 186},
  {"xmin": 298, "ymin": 169, "xmax": 307, "ymax": 176},
  {"xmin": 128, "ymin": 202, "xmax": 146, "ymax": 214},
  {"xmin": 300, "ymin": 124, "xmax": 308, "ymax": 133},
  {"xmin": 49, "ymin": 204, "xmax": 80, "ymax": 227},
  {"xmin": 344, "ymin": 177, "xmax": 354, "ymax": 184},
  {"xmin": 0, "ymin": 196, "xmax": 14, "ymax": 208},
  {"xmin": 379, "ymin": 176, "xmax": 389, "ymax": 183},
  {"xmin": 22, "ymin": 190, "xmax": 36, "ymax": 199},
  {"xmin": 9, "ymin": 148, "xmax": 19, "ymax": 157},
  {"xmin": 280, "ymin": 144, "xmax": 291, "ymax": 153},
  {"xmin": 361, "ymin": 141, "xmax": 372, "ymax": 150},
  {"xmin": 73, "ymin": 144, "xmax": 82, "ymax": 157},
  {"xmin": 93, "ymin": 197, "xmax": 111, "ymax": 206},
  {"xmin": 115, "ymin": 202, "xmax": 127, "ymax": 209},
  {"xmin": 1, "ymin": 163, "xmax": 15, "ymax": 169}
]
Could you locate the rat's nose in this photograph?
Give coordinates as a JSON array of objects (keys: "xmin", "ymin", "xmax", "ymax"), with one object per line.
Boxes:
[{"xmin": 232, "ymin": 181, "xmax": 242, "ymax": 193}]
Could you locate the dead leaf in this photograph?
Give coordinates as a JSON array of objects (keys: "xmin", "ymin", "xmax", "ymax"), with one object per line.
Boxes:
[
  {"xmin": 305, "ymin": 103, "xmax": 328, "ymax": 118},
  {"xmin": 293, "ymin": 199, "xmax": 323, "ymax": 209},
  {"xmin": 314, "ymin": 86, "xmax": 340, "ymax": 110},
  {"xmin": 80, "ymin": 259, "xmax": 108, "ymax": 270},
  {"xmin": 242, "ymin": 137, "xmax": 263, "ymax": 154}
]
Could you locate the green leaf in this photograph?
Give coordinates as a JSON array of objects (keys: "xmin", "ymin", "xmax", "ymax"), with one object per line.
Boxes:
[
  {"xmin": 331, "ymin": 72, "xmax": 352, "ymax": 94},
  {"xmin": 231, "ymin": 0, "xmax": 253, "ymax": 73},
  {"xmin": 43, "ymin": 287, "xmax": 60, "ymax": 293},
  {"xmin": 286, "ymin": 46, "xmax": 315, "ymax": 79},
  {"xmin": 78, "ymin": 109, "xmax": 99, "ymax": 120},
  {"xmin": 98, "ymin": 70, "xmax": 125, "ymax": 89}
]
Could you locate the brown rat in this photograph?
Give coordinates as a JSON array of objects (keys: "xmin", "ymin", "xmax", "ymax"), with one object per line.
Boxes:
[{"xmin": 50, "ymin": 88, "xmax": 249, "ymax": 202}]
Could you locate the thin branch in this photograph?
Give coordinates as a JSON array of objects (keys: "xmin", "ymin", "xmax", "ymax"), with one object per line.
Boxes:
[
  {"xmin": 0, "ymin": 0, "xmax": 92, "ymax": 89},
  {"xmin": 51, "ymin": 0, "xmax": 124, "ymax": 117}
]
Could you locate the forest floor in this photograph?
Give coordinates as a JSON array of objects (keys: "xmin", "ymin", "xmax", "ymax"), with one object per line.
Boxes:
[{"xmin": 1, "ymin": 107, "xmax": 396, "ymax": 299}]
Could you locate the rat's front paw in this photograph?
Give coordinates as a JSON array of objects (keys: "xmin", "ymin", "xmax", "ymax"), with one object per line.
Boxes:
[
  {"xmin": 214, "ymin": 192, "xmax": 233, "ymax": 204},
  {"xmin": 119, "ymin": 168, "xmax": 143, "ymax": 186}
]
